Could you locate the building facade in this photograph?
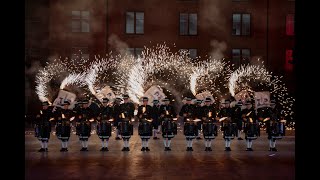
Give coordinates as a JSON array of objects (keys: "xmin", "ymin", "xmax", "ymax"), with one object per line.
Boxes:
[{"xmin": 25, "ymin": 0, "xmax": 295, "ymax": 112}]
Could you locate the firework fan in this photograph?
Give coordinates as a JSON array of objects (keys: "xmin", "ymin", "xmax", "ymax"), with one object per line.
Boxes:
[
  {"xmin": 83, "ymin": 54, "xmax": 122, "ymax": 102},
  {"xmin": 123, "ymin": 44, "xmax": 194, "ymax": 104},
  {"xmin": 35, "ymin": 54, "xmax": 91, "ymax": 103},
  {"xmin": 35, "ymin": 58, "xmax": 69, "ymax": 103},
  {"xmin": 228, "ymin": 63, "xmax": 295, "ymax": 120},
  {"xmin": 190, "ymin": 58, "xmax": 232, "ymax": 100}
]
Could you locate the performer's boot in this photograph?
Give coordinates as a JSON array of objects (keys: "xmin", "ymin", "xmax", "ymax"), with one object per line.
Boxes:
[
  {"xmin": 100, "ymin": 140, "xmax": 105, "ymax": 151},
  {"xmin": 115, "ymin": 129, "xmax": 121, "ymax": 140},
  {"xmin": 126, "ymin": 140, "xmax": 130, "ymax": 151},
  {"xmin": 238, "ymin": 130, "xmax": 243, "ymax": 140},
  {"xmin": 208, "ymin": 140, "xmax": 212, "ymax": 151},
  {"xmin": 141, "ymin": 139, "xmax": 146, "ymax": 151},
  {"xmin": 104, "ymin": 140, "xmax": 109, "ymax": 151},
  {"xmin": 145, "ymin": 140, "xmax": 150, "ymax": 151},
  {"xmin": 224, "ymin": 140, "xmax": 228, "ymax": 151},
  {"xmin": 64, "ymin": 141, "xmax": 69, "ymax": 151},
  {"xmin": 122, "ymin": 140, "xmax": 126, "ymax": 151},
  {"xmin": 249, "ymin": 140, "xmax": 253, "ymax": 151},
  {"xmin": 153, "ymin": 129, "xmax": 159, "ymax": 139},
  {"xmin": 186, "ymin": 140, "xmax": 190, "ymax": 151},
  {"xmin": 44, "ymin": 141, "xmax": 48, "ymax": 152},
  {"xmin": 204, "ymin": 140, "xmax": 208, "ymax": 151},
  {"xmin": 189, "ymin": 140, "xmax": 194, "ymax": 151},
  {"xmin": 272, "ymin": 140, "xmax": 277, "ymax": 151},
  {"xmin": 167, "ymin": 139, "xmax": 172, "ymax": 151},
  {"xmin": 246, "ymin": 140, "xmax": 250, "ymax": 151},
  {"xmin": 269, "ymin": 139, "xmax": 273, "ymax": 151}
]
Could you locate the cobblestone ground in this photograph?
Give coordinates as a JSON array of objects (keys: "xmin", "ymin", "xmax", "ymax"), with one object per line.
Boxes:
[{"xmin": 25, "ymin": 125, "xmax": 295, "ymax": 180}]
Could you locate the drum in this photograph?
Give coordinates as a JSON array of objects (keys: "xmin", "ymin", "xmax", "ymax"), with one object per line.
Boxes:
[
  {"xmin": 138, "ymin": 119, "xmax": 152, "ymax": 139},
  {"xmin": 203, "ymin": 121, "xmax": 218, "ymax": 139},
  {"xmin": 223, "ymin": 123, "xmax": 237, "ymax": 139},
  {"xmin": 119, "ymin": 120, "xmax": 133, "ymax": 139},
  {"xmin": 184, "ymin": 122, "xmax": 198, "ymax": 139},
  {"xmin": 245, "ymin": 123, "xmax": 260, "ymax": 140},
  {"xmin": 79, "ymin": 121, "xmax": 91, "ymax": 139},
  {"xmin": 162, "ymin": 119, "xmax": 177, "ymax": 138},
  {"xmin": 270, "ymin": 122, "xmax": 284, "ymax": 139},
  {"xmin": 97, "ymin": 121, "xmax": 112, "ymax": 139}
]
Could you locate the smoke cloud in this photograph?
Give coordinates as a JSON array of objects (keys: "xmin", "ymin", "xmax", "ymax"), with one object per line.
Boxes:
[
  {"xmin": 199, "ymin": 0, "xmax": 227, "ymax": 35},
  {"xmin": 209, "ymin": 40, "xmax": 227, "ymax": 60},
  {"xmin": 108, "ymin": 34, "xmax": 130, "ymax": 55}
]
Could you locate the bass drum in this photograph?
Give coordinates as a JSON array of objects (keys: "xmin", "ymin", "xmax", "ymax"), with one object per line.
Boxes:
[
  {"xmin": 203, "ymin": 121, "xmax": 218, "ymax": 139},
  {"xmin": 162, "ymin": 119, "xmax": 177, "ymax": 138},
  {"xmin": 138, "ymin": 120, "xmax": 152, "ymax": 138},
  {"xmin": 223, "ymin": 123, "xmax": 237, "ymax": 139},
  {"xmin": 184, "ymin": 122, "xmax": 198, "ymax": 138},
  {"xmin": 119, "ymin": 120, "xmax": 133, "ymax": 137},
  {"xmin": 245, "ymin": 123, "xmax": 260, "ymax": 140}
]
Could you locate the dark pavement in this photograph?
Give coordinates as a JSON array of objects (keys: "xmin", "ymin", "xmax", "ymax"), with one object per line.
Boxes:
[{"xmin": 25, "ymin": 125, "xmax": 295, "ymax": 180}]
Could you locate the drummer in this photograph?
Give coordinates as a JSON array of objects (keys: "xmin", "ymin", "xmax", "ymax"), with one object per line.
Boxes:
[
  {"xmin": 137, "ymin": 97, "xmax": 153, "ymax": 151},
  {"xmin": 179, "ymin": 97, "xmax": 197, "ymax": 151}
]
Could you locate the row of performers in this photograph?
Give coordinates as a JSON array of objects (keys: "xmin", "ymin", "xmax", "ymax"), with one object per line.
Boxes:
[{"xmin": 34, "ymin": 95, "xmax": 285, "ymax": 152}]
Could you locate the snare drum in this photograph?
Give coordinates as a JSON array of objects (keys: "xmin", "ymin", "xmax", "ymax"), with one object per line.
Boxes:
[
  {"xmin": 184, "ymin": 122, "xmax": 198, "ymax": 139},
  {"xmin": 203, "ymin": 121, "xmax": 218, "ymax": 139},
  {"xmin": 119, "ymin": 120, "xmax": 133, "ymax": 139},
  {"xmin": 138, "ymin": 119, "xmax": 152, "ymax": 139}
]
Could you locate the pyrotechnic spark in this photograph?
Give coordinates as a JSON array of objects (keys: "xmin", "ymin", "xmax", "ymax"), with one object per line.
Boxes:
[
  {"xmin": 190, "ymin": 58, "xmax": 230, "ymax": 97},
  {"xmin": 228, "ymin": 63, "xmax": 295, "ymax": 120},
  {"xmin": 60, "ymin": 72, "xmax": 87, "ymax": 90}
]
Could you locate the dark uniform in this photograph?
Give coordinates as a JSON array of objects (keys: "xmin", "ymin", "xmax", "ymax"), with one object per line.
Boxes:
[
  {"xmin": 231, "ymin": 101, "xmax": 244, "ymax": 140},
  {"xmin": 242, "ymin": 101, "xmax": 259, "ymax": 151},
  {"xmin": 264, "ymin": 100, "xmax": 285, "ymax": 152},
  {"xmin": 75, "ymin": 99, "xmax": 94, "ymax": 151},
  {"xmin": 194, "ymin": 99, "xmax": 203, "ymax": 139},
  {"xmin": 201, "ymin": 97, "xmax": 218, "ymax": 151},
  {"xmin": 34, "ymin": 101, "xmax": 53, "ymax": 152},
  {"xmin": 137, "ymin": 97, "xmax": 153, "ymax": 151},
  {"xmin": 55, "ymin": 101, "xmax": 74, "ymax": 152},
  {"xmin": 97, "ymin": 98, "xmax": 113, "ymax": 151},
  {"xmin": 159, "ymin": 98, "xmax": 177, "ymax": 151},
  {"xmin": 151, "ymin": 99, "xmax": 161, "ymax": 139},
  {"xmin": 112, "ymin": 97, "xmax": 122, "ymax": 140},
  {"xmin": 180, "ymin": 97, "xmax": 197, "ymax": 151},
  {"xmin": 218, "ymin": 99, "xmax": 237, "ymax": 151},
  {"xmin": 119, "ymin": 95, "xmax": 135, "ymax": 151}
]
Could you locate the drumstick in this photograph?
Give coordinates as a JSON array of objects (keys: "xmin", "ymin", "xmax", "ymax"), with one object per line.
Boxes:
[
  {"xmin": 219, "ymin": 117, "xmax": 227, "ymax": 122},
  {"xmin": 62, "ymin": 114, "xmax": 65, "ymax": 119},
  {"xmin": 263, "ymin": 118, "xmax": 270, "ymax": 122},
  {"xmin": 246, "ymin": 111, "xmax": 252, "ymax": 117}
]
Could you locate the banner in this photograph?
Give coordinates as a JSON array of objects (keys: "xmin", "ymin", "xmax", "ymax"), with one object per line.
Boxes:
[
  {"xmin": 143, "ymin": 85, "xmax": 166, "ymax": 105},
  {"xmin": 254, "ymin": 91, "xmax": 270, "ymax": 110},
  {"xmin": 52, "ymin": 89, "xmax": 77, "ymax": 109},
  {"xmin": 195, "ymin": 90, "xmax": 214, "ymax": 104},
  {"xmin": 234, "ymin": 90, "xmax": 250, "ymax": 102},
  {"xmin": 95, "ymin": 86, "xmax": 116, "ymax": 102}
]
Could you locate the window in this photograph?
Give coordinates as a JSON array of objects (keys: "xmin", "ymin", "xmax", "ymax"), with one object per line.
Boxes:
[
  {"xmin": 71, "ymin": 47, "xmax": 89, "ymax": 60},
  {"xmin": 232, "ymin": 48, "xmax": 250, "ymax": 67},
  {"xmin": 179, "ymin": 49, "xmax": 197, "ymax": 59},
  {"xmin": 285, "ymin": 49, "xmax": 293, "ymax": 71},
  {"xmin": 180, "ymin": 13, "xmax": 197, "ymax": 35},
  {"xmin": 232, "ymin": 13, "xmax": 250, "ymax": 36},
  {"xmin": 286, "ymin": 14, "xmax": 294, "ymax": 36},
  {"xmin": 72, "ymin": 11, "xmax": 90, "ymax": 32},
  {"xmin": 127, "ymin": 48, "xmax": 143, "ymax": 58},
  {"xmin": 126, "ymin": 12, "xmax": 144, "ymax": 34}
]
